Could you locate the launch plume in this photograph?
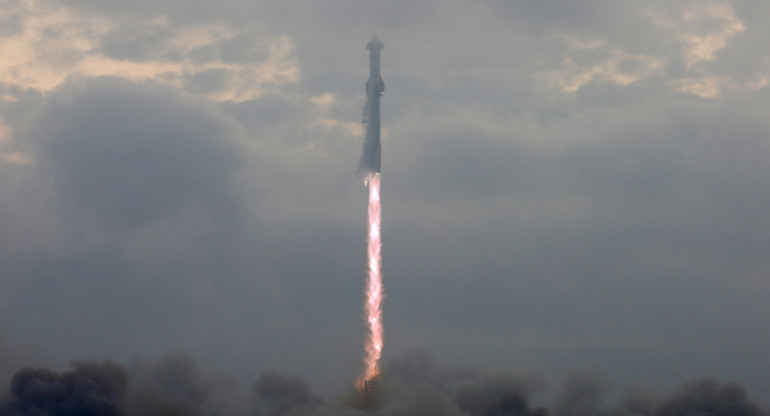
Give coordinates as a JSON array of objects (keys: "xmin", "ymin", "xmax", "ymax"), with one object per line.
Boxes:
[
  {"xmin": 362, "ymin": 173, "xmax": 383, "ymax": 384},
  {"xmin": 0, "ymin": 348, "xmax": 768, "ymax": 416}
]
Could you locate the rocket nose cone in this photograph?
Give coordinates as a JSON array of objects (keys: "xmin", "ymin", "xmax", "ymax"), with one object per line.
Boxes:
[{"xmin": 367, "ymin": 36, "xmax": 384, "ymax": 50}]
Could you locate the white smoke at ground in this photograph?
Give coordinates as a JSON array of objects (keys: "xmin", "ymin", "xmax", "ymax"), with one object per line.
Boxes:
[{"xmin": 0, "ymin": 345, "xmax": 766, "ymax": 416}]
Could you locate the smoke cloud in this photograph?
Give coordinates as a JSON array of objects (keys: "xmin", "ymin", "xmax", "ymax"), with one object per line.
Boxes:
[
  {"xmin": 0, "ymin": 360, "xmax": 128, "ymax": 416},
  {"xmin": 2, "ymin": 347, "xmax": 765, "ymax": 416},
  {"xmin": 553, "ymin": 368, "xmax": 608, "ymax": 416},
  {"xmin": 654, "ymin": 378, "xmax": 765, "ymax": 416},
  {"xmin": 253, "ymin": 371, "xmax": 322, "ymax": 416}
]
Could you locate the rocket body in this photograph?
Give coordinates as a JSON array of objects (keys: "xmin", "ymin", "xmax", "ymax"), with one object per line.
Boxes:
[{"xmin": 359, "ymin": 36, "xmax": 384, "ymax": 175}]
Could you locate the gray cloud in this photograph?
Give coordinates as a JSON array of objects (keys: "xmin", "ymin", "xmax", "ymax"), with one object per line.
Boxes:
[
  {"xmin": 654, "ymin": 378, "xmax": 765, "ymax": 416},
  {"xmin": 0, "ymin": 360, "xmax": 128, "ymax": 416},
  {"xmin": 99, "ymin": 25, "xmax": 176, "ymax": 62},
  {"xmin": 253, "ymin": 371, "xmax": 321, "ymax": 416},
  {"xmin": 29, "ymin": 77, "xmax": 246, "ymax": 230},
  {"xmin": 553, "ymin": 368, "xmax": 608, "ymax": 416}
]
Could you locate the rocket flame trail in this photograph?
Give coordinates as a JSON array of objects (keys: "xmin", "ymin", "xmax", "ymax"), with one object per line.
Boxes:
[{"xmin": 362, "ymin": 172, "xmax": 383, "ymax": 383}]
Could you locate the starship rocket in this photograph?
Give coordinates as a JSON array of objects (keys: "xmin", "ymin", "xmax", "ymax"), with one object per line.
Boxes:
[{"xmin": 359, "ymin": 36, "xmax": 384, "ymax": 175}]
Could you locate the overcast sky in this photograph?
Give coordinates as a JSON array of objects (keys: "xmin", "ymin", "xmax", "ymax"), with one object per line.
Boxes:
[{"xmin": 1, "ymin": 0, "xmax": 770, "ymax": 404}]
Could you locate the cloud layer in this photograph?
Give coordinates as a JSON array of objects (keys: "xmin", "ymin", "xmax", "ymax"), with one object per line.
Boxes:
[{"xmin": 0, "ymin": 0, "xmax": 769, "ymax": 404}]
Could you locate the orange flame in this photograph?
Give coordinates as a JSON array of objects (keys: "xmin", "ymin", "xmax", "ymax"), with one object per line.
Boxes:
[{"xmin": 361, "ymin": 173, "xmax": 383, "ymax": 383}]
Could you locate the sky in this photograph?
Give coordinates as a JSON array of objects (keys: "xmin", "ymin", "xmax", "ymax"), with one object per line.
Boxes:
[{"xmin": 1, "ymin": 0, "xmax": 770, "ymax": 409}]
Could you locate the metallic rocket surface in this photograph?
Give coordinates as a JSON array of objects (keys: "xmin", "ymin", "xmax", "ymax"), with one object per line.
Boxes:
[{"xmin": 359, "ymin": 36, "xmax": 384, "ymax": 174}]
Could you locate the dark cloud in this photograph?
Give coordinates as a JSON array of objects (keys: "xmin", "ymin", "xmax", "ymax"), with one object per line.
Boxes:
[
  {"xmin": 126, "ymin": 351, "xmax": 248, "ymax": 416},
  {"xmin": 253, "ymin": 371, "xmax": 322, "ymax": 416},
  {"xmin": 454, "ymin": 374, "xmax": 548, "ymax": 416},
  {"xmin": 0, "ymin": 360, "xmax": 128, "ymax": 416},
  {"xmin": 377, "ymin": 89, "xmax": 770, "ymax": 401},
  {"xmin": 0, "ymin": 353, "xmax": 248, "ymax": 416},
  {"xmin": 553, "ymin": 368, "xmax": 608, "ymax": 416},
  {"xmin": 29, "ymin": 77, "xmax": 246, "ymax": 230},
  {"xmin": 384, "ymin": 348, "xmax": 440, "ymax": 385},
  {"xmin": 654, "ymin": 379, "xmax": 765, "ymax": 416},
  {"xmin": 0, "ymin": 348, "xmax": 768, "ymax": 416}
]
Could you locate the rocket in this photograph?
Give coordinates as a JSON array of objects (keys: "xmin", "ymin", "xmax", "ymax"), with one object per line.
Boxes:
[{"xmin": 359, "ymin": 36, "xmax": 384, "ymax": 175}]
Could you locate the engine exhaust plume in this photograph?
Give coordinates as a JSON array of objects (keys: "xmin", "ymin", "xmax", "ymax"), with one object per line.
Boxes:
[{"xmin": 361, "ymin": 172, "xmax": 383, "ymax": 384}]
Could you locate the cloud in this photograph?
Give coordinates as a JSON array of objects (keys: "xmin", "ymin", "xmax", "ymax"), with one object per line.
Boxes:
[
  {"xmin": 646, "ymin": 0, "xmax": 751, "ymax": 97},
  {"xmin": 553, "ymin": 368, "xmax": 608, "ymax": 416},
  {"xmin": 539, "ymin": 37, "xmax": 664, "ymax": 92},
  {"xmin": 0, "ymin": 151, "xmax": 33, "ymax": 165},
  {"xmin": 28, "ymin": 77, "xmax": 247, "ymax": 230},
  {"xmin": 1, "ymin": 0, "xmax": 770, "ymax": 406},
  {"xmin": 0, "ymin": 0, "xmax": 298, "ymax": 102},
  {"xmin": 654, "ymin": 378, "xmax": 765, "ymax": 416},
  {"xmin": 253, "ymin": 371, "xmax": 322, "ymax": 416},
  {"xmin": 0, "ymin": 330, "xmax": 46, "ymax": 401},
  {"xmin": 0, "ymin": 352, "xmax": 250, "ymax": 416},
  {"xmin": 486, "ymin": 0, "xmax": 766, "ymax": 98},
  {"xmin": 649, "ymin": 1, "xmax": 745, "ymax": 67},
  {"xmin": 0, "ymin": 360, "xmax": 128, "ymax": 416},
  {"xmin": 0, "ymin": 336, "xmax": 768, "ymax": 416}
]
